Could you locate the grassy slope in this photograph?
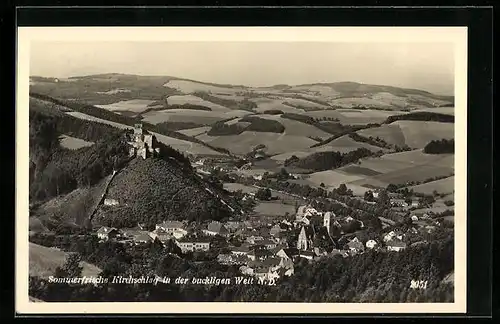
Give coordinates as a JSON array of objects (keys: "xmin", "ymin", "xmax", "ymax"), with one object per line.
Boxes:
[{"xmin": 29, "ymin": 243, "xmax": 101, "ymax": 279}]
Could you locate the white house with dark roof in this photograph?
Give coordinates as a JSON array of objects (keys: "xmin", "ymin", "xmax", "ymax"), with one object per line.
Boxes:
[
  {"xmin": 386, "ymin": 239, "xmax": 407, "ymax": 252},
  {"xmin": 97, "ymin": 227, "xmax": 119, "ymax": 240},
  {"xmin": 176, "ymin": 239, "xmax": 210, "ymax": 253},
  {"xmin": 155, "ymin": 221, "xmax": 188, "ymax": 239}
]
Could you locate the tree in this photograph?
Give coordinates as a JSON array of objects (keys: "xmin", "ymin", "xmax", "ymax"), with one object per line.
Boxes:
[
  {"xmin": 54, "ymin": 253, "xmax": 83, "ymax": 278},
  {"xmin": 386, "ymin": 184, "xmax": 398, "ymax": 192},
  {"xmin": 255, "ymin": 188, "xmax": 272, "ymax": 201},
  {"xmin": 364, "ymin": 190, "xmax": 374, "ymax": 202},
  {"xmin": 337, "ymin": 184, "xmax": 348, "ymax": 196},
  {"xmin": 378, "ymin": 190, "xmax": 390, "ymax": 207}
]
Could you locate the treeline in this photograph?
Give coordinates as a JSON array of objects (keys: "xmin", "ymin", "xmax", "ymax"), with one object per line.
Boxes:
[
  {"xmin": 385, "ymin": 111, "xmax": 455, "ymax": 124},
  {"xmin": 423, "ymin": 139, "xmax": 454, "ymax": 154},
  {"xmin": 207, "ymin": 121, "xmax": 247, "ymax": 136},
  {"xmin": 348, "ymin": 133, "xmax": 393, "ymax": 149},
  {"xmin": 29, "ymin": 233, "xmax": 454, "ymax": 302},
  {"xmin": 310, "ymin": 124, "xmax": 380, "ymax": 148},
  {"xmin": 281, "ymin": 113, "xmax": 349, "ymax": 136},
  {"xmin": 153, "ymin": 121, "xmax": 206, "ymax": 131},
  {"xmin": 284, "ymin": 148, "xmax": 375, "ymax": 172},
  {"xmin": 163, "ymin": 104, "xmax": 212, "ymax": 111},
  {"xmin": 193, "ymin": 91, "xmax": 257, "ymax": 111}
]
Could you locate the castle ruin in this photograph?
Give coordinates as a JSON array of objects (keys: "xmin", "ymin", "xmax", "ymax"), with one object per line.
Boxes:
[{"xmin": 127, "ymin": 124, "xmax": 160, "ymax": 159}]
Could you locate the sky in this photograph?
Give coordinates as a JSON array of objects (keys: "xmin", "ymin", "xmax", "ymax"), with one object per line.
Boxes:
[{"xmin": 30, "ymin": 41, "xmax": 455, "ymax": 95}]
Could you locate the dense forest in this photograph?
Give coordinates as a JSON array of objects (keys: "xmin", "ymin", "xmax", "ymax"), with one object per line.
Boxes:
[
  {"xmin": 29, "ymin": 111, "xmax": 132, "ymax": 202},
  {"xmin": 385, "ymin": 111, "xmax": 454, "ymax": 124},
  {"xmin": 284, "ymin": 148, "xmax": 375, "ymax": 172},
  {"xmin": 207, "ymin": 116, "xmax": 285, "ymax": 135},
  {"xmin": 29, "ymin": 232, "xmax": 453, "ymax": 302},
  {"xmin": 423, "ymin": 139, "xmax": 455, "ymax": 154}
]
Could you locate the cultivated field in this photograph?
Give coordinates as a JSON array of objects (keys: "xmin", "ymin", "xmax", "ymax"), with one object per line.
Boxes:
[
  {"xmin": 141, "ymin": 109, "xmax": 251, "ymax": 125},
  {"xmin": 178, "ymin": 126, "xmax": 211, "ymax": 137},
  {"xmin": 164, "ymin": 79, "xmax": 244, "ymax": 95},
  {"xmin": 199, "ymin": 131, "xmax": 318, "ymax": 155},
  {"xmin": 257, "ymin": 114, "xmax": 332, "ymax": 139},
  {"xmin": 306, "ymin": 170, "xmax": 364, "ymax": 189},
  {"xmin": 223, "ymin": 182, "xmax": 258, "ymax": 194},
  {"xmin": 59, "ymin": 135, "xmax": 94, "ymax": 150},
  {"xmin": 409, "ymin": 176, "xmax": 455, "ymax": 195},
  {"xmin": 329, "ymin": 97, "xmax": 394, "ymax": 109},
  {"xmin": 253, "ymin": 201, "xmax": 296, "ymax": 217},
  {"xmin": 29, "ymin": 243, "xmax": 101, "ymax": 279},
  {"xmin": 250, "ymin": 98, "xmax": 307, "ymax": 114},
  {"xmin": 167, "ymin": 94, "xmax": 231, "ymax": 111},
  {"xmin": 314, "ymin": 134, "xmax": 387, "ymax": 153},
  {"xmin": 357, "ymin": 121, "xmax": 454, "ymax": 149},
  {"xmin": 95, "ymin": 99, "xmax": 157, "ymax": 113},
  {"xmin": 413, "ymin": 107, "xmax": 455, "ymax": 116}
]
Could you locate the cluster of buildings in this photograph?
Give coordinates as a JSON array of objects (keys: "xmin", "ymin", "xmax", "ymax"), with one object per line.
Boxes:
[{"xmin": 95, "ymin": 199, "xmax": 440, "ymax": 284}]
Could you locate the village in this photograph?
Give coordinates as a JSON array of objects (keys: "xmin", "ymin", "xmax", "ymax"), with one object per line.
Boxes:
[
  {"xmin": 90, "ymin": 124, "xmax": 446, "ymax": 284},
  {"xmin": 94, "ymin": 200, "xmax": 442, "ymax": 284}
]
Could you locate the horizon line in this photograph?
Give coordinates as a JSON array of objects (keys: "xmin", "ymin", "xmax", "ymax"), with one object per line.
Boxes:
[{"xmin": 29, "ymin": 73, "xmax": 455, "ymax": 97}]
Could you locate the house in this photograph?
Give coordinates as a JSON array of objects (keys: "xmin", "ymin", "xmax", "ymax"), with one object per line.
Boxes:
[
  {"xmin": 103, "ymin": 198, "xmax": 119, "ymax": 206},
  {"xmin": 230, "ymin": 244, "xmax": 252, "ymax": 256},
  {"xmin": 411, "ymin": 215, "xmax": 419, "ymax": 222},
  {"xmin": 203, "ymin": 221, "xmax": 230, "ymax": 237},
  {"xmin": 247, "ymin": 248, "xmax": 273, "ymax": 261},
  {"xmin": 176, "ymin": 239, "xmax": 211, "ymax": 253},
  {"xmin": 132, "ymin": 232, "xmax": 153, "ymax": 244},
  {"xmin": 386, "ymin": 239, "xmax": 407, "ymax": 252},
  {"xmin": 217, "ymin": 253, "xmax": 248, "ymax": 265},
  {"xmin": 260, "ymin": 239, "xmax": 277, "ymax": 250},
  {"xmin": 148, "ymin": 228, "xmax": 173, "ymax": 242},
  {"xmin": 155, "ymin": 221, "xmax": 188, "ymax": 239},
  {"xmin": 225, "ymin": 221, "xmax": 243, "ymax": 233},
  {"xmin": 276, "ymin": 247, "xmax": 300, "ymax": 260},
  {"xmin": 269, "ymin": 224, "xmax": 283, "ymax": 237},
  {"xmin": 239, "ymin": 265, "xmax": 254, "ymax": 276},
  {"xmin": 96, "ymin": 227, "xmax": 119, "ymax": 240},
  {"xmin": 298, "ymin": 250, "xmax": 315, "ymax": 260},
  {"xmin": 366, "ymin": 239, "xmax": 378, "ymax": 249},
  {"xmin": 246, "ymin": 235, "xmax": 264, "ymax": 245},
  {"xmin": 329, "ymin": 249, "xmax": 350, "ymax": 258},
  {"xmin": 270, "ymin": 244, "xmax": 288, "ymax": 256},
  {"xmin": 383, "ymin": 230, "xmax": 404, "ymax": 242},
  {"xmin": 346, "ymin": 237, "xmax": 365, "ymax": 253}
]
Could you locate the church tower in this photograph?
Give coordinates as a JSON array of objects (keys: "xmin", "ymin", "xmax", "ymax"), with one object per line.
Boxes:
[{"xmin": 323, "ymin": 212, "xmax": 331, "ymax": 235}]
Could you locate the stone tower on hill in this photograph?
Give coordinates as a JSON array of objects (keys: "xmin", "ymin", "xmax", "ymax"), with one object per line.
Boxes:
[{"xmin": 127, "ymin": 124, "xmax": 160, "ymax": 159}]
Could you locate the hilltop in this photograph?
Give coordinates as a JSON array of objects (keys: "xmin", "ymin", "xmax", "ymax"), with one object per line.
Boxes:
[{"xmin": 29, "ymin": 106, "xmax": 241, "ymax": 231}]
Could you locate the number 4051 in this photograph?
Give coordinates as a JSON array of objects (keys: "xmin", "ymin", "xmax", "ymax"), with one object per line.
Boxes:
[{"xmin": 410, "ymin": 280, "xmax": 428, "ymax": 289}]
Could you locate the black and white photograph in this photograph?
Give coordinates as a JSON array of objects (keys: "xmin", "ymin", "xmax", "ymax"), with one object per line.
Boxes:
[{"xmin": 17, "ymin": 26, "xmax": 468, "ymax": 314}]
